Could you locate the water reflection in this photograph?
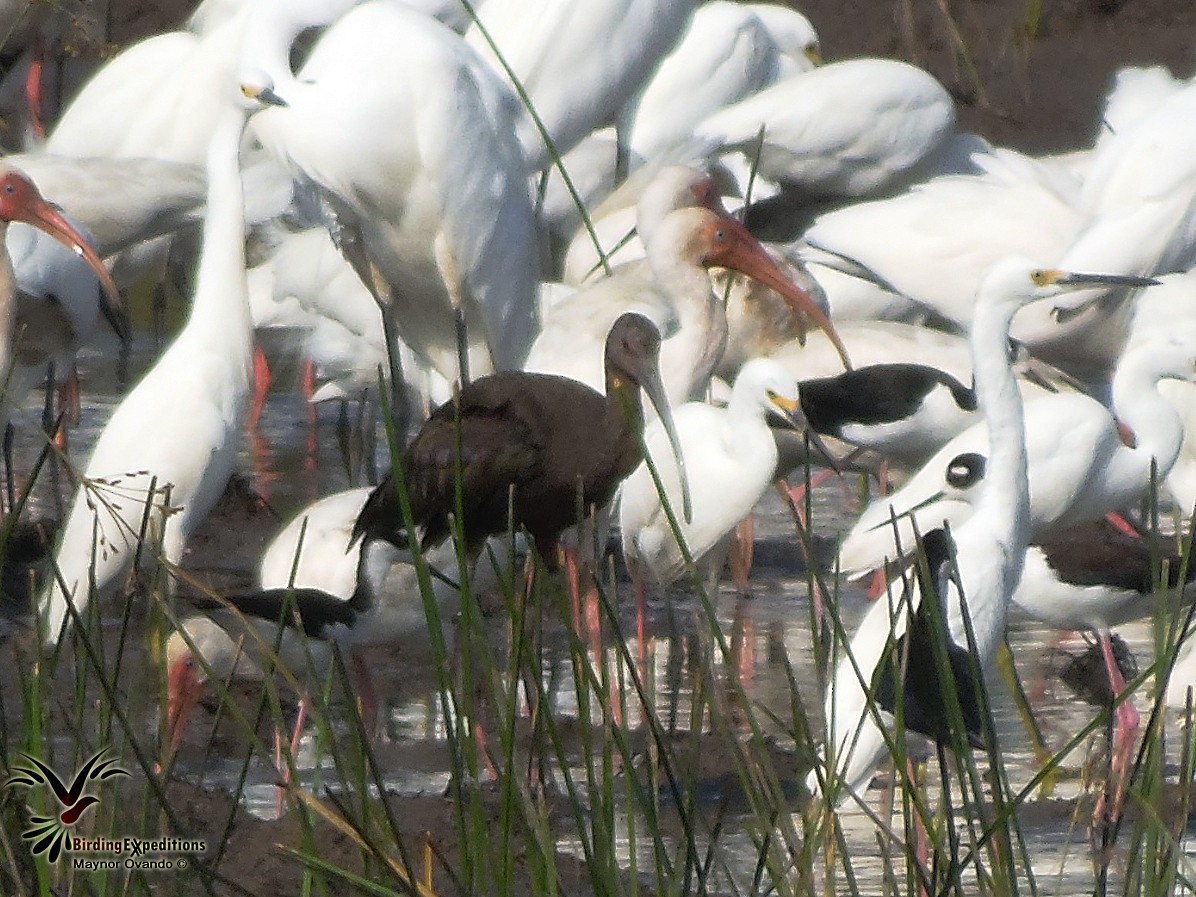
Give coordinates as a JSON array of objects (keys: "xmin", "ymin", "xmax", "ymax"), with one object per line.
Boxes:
[{"xmin": 3, "ymin": 329, "xmax": 1195, "ymax": 895}]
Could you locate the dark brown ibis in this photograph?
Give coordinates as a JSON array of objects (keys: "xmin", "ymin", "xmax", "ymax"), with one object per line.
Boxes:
[{"xmin": 353, "ymin": 312, "xmax": 689, "ymax": 565}]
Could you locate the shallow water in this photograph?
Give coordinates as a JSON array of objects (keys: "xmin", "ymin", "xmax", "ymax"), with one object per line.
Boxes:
[{"xmin": 5, "ymin": 326, "xmax": 1196, "ymax": 895}]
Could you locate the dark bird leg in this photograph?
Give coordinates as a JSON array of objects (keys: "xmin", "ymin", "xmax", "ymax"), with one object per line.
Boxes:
[
  {"xmin": 4, "ymin": 422, "xmax": 15, "ymax": 513},
  {"xmin": 336, "ymin": 398, "xmax": 354, "ymax": 483},
  {"xmin": 350, "ymin": 649, "xmax": 379, "ymax": 739},
  {"xmin": 631, "ymin": 561, "xmax": 650, "ymax": 669},
  {"xmin": 727, "ymin": 516, "xmax": 754, "ymax": 595}
]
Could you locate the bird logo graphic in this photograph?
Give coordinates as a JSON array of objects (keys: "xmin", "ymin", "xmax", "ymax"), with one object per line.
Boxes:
[{"xmin": 5, "ymin": 748, "xmax": 130, "ymax": 863}]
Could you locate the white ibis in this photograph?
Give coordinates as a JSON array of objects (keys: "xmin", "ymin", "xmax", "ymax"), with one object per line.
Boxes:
[
  {"xmin": 800, "ymin": 148, "xmax": 1095, "ymax": 363},
  {"xmin": 559, "ymin": 162, "xmax": 735, "ymax": 287},
  {"xmin": 37, "ymin": 74, "xmax": 280, "ymax": 645},
  {"xmin": 627, "ymin": 2, "xmax": 811, "ymax": 161},
  {"xmin": 527, "ymin": 206, "xmax": 850, "ymax": 406},
  {"xmin": 0, "ymin": 170, "xmax": 122, "ymax": 405},
  {"xmin": 2, "ymin": 154, "xmax": 205, "ymax": 259}
]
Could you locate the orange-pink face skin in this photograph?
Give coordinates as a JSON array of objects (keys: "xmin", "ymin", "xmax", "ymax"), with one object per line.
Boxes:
[
  {"xmin": 698, "ymin": 212, "xmax": 853, "ymax": 371},
  {"xmin": 690, "ymin": 177, "xmax": 733, "ymax": 218},
  {"xmin": 0, "ymin": 169, "xmax": 126, "ymax": 338}
]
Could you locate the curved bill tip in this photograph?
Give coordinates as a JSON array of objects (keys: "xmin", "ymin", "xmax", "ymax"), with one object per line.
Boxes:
[
  {"xmin": 25, "ymin": 200, "xmax": 130, "ymax": 344},
  {"xmin": 711, "ymin": 215, "xmax": 853, "ymax": 371}
]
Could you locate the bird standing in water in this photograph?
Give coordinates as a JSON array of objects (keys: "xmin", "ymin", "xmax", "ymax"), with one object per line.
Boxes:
[
  {"xmin": 354, "ymin": 312, "xmax": 689, "ymax": 570},
  {"xmin": 810, "ymin": 259, "xmax": 1157, "ymax": 805},
  {"xmin": 38, "ymin": 74, "xmax": 281, "ymax": 645}
]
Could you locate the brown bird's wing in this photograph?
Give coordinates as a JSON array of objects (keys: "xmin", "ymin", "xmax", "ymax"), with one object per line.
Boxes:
[
  {"xmin": 355, "ymin": 384, "xmax": 545, "ymax": 551},
  {"xmin": 1038, "ymin": 519, "xmax": 1188, "ymax": 593}
]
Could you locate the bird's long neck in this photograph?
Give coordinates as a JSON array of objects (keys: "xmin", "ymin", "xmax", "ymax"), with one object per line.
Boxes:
[
  {"xmin": 1111, "ymin": 347, "xmax": 1185, "ymax": 476},
  {"xmin": 969, "ymin": 295, "xmax": 1029, "ymax": 557},
  {"xmin": 241, "ymin": 0, "xmax": 358, "ymax": 94},
  {"xmin": 178, "ymin": 106, "xmax": 252, "ymax": 366},
  {"xmin": 604, "ymin": 369, "xmax": 645, "ymax": 452},
  {"xmin": 654, "ymin": 259, "xmax": 727, "ymax": 402},
  {"xmin": 0, "ymin": 221, "xmax": 15, "ymax": 391}
]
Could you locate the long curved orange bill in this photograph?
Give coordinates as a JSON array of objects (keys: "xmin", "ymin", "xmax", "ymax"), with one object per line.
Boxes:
[
  {"xmin": 160, "ymin": 656, "xmax": 204, "ymax": 773},
  {"xmin": 18, "ymin": 191, "xmax": 130, "ymax": 345},
  {"xmin": 705, "ymin": 214, "xmax": 852, "ymax": 371}
]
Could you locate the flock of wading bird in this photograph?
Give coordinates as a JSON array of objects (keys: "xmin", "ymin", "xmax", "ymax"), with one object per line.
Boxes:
[{"xmin": 2, "ymin": 0, "xmax": 1196, "ymax": 822}]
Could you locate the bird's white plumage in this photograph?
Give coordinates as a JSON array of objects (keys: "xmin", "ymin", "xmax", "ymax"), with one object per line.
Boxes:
[
  {"xmin": 3, "ymin": 154, "xmax": 206, "ymax": 257},
  {"xmin": 619, "ymin": 357, "xmax": 800, "ymax": 586},
  {"xmin": 1012, "ymin": 544, "xmax": 1162, "ymax": 633},
  {"xmin": 258, "ymin": 488, "xmax": 373, "ymax": 599},
  {"xmin": 1123, "ymin": 270, "xmax": 1196, "ymax": 516},
  {"xmin": 811, "ymin": 258, "xmax": 1042, "ymax": 802},
  {"xmin": 694, "ymin": 58, "xmax": 956, "ymax": 197},
  {"xmin": 560, "ymin": 161, "xmax": 728, "ymax": 287},
  {"xmin": 831, "ymin": 381, "xmax": 980, "ymax": 466},
  {"xmin": 742, "ymin": 3, "xmax": 820, "ymax": 75},
  {"xmin": 464, "ymin": 0, "xmax": 695, "ymax": 169},
  {"xmin": 802, "ymin": 147, "xmax": 1083, "ymax": 330},
  {"xmin": 46, "ymin": 31, "xmax": 202, "ymax": 159},
  {"xmin": 39, "ymin": 83, "xmax": 261, "ymax": 644},
  {"xmin": 530, "ymin": 204, "xmax": 738, "ymax": 402},
  {"xmin": 837, "ymin": 325, "xmax": 1196, "ymax": 579},
  {"xmin": 1165, "ymin": 631, "xmax": 1196, "ymax": 711},
  {"xmin": 628, "ymin": 2, "xmax": 786, "ymax": 160},
  {"xmin": 248, "ymin": 1, "xmax": 540, "ymax": 382},
  {"xmin": 1041, "ymin": 82, "xmax": 1196, "ymax": 371}
]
